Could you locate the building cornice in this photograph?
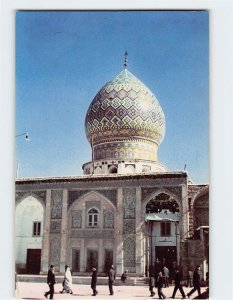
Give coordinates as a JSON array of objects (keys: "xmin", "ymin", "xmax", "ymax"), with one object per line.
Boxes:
[{"xmin": 15, "ymin": 171, "xmax": 188, "ymax": 185}]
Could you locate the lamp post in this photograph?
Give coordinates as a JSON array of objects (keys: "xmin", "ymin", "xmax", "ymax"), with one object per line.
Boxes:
[
  {"xmin": 16, "ymin": 132, "xmax": 31, "ymax": 178},
  {"xmin": 16, "ymin": 132, "xmax": 31, "ymax": 141}
]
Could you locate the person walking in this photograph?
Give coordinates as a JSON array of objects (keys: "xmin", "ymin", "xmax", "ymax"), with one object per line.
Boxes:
[
  {"xmin": 187, "ymin": 265, "xmax": 201, "ymax": 298},
  {"xmin": 187, "ymin": 269, "xmax": 193, "ymax": 287},
  {"xmin": 148, "ymin": 265, "xmax": 155, "ymax": 297},
  {"xmin": 59, "ymin": 265, "xmax": 73, "ymax": 294},
  {"xmin": 163, "ymin": 265, "xmax": 169, "ymax": 287},
  {"xmin": 154, "ymin": 258, "xmax": 162, "ymax": 280},
  {"xmin": 157, "ymin": 271, "xmax": 166, "ymax": 299},
  {"xmin": 108, "ymin": 265, "xmax": 116, "ymax": 295},
  {"xmin": 44, "ymin": 265, "xmax": 56, "ymax": 299},
  {"xmin": 171, "ymin": 268, "xmax": 186, "ymax": 299},
  {"xmin": 91, "ymin": 267, "xmax": 98, "ymax": 296}
]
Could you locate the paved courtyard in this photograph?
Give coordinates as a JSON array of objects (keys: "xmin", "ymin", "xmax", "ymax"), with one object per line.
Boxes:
[{"xmin": 16, "ymin": 282, "xmax": 207, "ymax": 300}]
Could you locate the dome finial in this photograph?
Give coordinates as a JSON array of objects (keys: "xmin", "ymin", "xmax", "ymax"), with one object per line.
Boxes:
[{"xmin": 124, "ymin": 51, "xmax": 128, "ymax": 69}]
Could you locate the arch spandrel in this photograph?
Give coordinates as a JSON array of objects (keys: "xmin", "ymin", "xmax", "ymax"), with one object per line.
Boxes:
[
  {"xmin": 192, "ymin": 188, "xmax": 209, "ymax": 208},
  {"xmin": 15, "ymin": 191, "xmax": 46, "ymax": 208},
  {"xmin": 68, "ymin": 190, "xmax": 116, "ymax": 214}
]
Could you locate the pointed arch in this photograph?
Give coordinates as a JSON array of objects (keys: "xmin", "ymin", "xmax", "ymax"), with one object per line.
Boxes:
[
  {"xmin": 143, "ymin": 189, "xmax": 182, "ymax": 216},
  {"xmin": 15, "ymin": 192, "xmax": 46, "ymax": 209},
  {"xmin": 69, "ymin": 190, "xmax": 116, "ymax": 212},
  {"xmin": 108, "ymin": 165, "xmax": 118, "ymax": 174},
  {"xmin": 191, "ymin": 186, "xmax": 209, "ymax": 208},
  {"xmin": 192, "ymin": 187, "xmax": 209, "ymax": 230}
]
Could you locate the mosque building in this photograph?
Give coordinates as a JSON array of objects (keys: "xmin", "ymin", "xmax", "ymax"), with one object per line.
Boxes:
[{"xmin": 15, "ymin": 54, "xmax": 209, "ymax": 279}]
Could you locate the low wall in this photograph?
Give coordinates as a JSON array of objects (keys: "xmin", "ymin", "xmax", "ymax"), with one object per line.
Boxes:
[{"xmin": 17, "ymin": 275, "xmax": 136, "ymax": 286}]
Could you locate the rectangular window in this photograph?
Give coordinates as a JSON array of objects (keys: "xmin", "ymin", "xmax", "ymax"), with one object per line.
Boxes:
[
  {"xmin": 160, "ymin": 222, "xmax": 171, "ymax": 236},
  {"xmin": 88, "ymin": 212, "xmax": 99, "ymax": 227},
  {"xmin": 94, "ymin": 215, "xmax": 98, "ymax": 226},
  {"xmin": 33, "ymin": 222, "xmax": 41, "ymax": 236},
  {"xmin": 88, "ymin": 215, "xmax": 92, "ymax": 226}
]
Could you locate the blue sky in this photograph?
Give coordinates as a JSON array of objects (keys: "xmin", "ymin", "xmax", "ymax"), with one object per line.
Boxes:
[{"xmin": 16, "ymin": 11, "xmax": 209, "ymax": 183}]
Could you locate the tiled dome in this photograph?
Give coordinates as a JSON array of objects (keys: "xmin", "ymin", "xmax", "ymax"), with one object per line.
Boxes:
[{"xmin": 85, "ymin": 69, "xmax": 165, "ymax": 147}]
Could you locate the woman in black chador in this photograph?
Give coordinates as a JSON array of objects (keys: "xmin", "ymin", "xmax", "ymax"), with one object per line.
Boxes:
[{"xmin": 91, "ymin": 267, "xmax": 98, "ymax": 296}]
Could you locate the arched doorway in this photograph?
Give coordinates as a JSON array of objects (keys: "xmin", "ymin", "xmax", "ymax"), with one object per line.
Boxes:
[
  {"xmin": 15, "ymin": 195, "xmax": 44, "ymax": 274},
  {"xmin": 145, "ymin": 193, "xmax": 180, "ymax": 277}
]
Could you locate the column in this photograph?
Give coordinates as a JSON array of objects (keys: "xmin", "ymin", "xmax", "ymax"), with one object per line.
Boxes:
[
  {"xmin": 41, "ymin": 189, "xmax": 51, "ymax": 273},
  {"xmin": 80, "ymin": 239, "xmax": 85, "ymax": 272},
  {"xmin": 99, "ymin": 239, "xmax": 103, "ymax": 272},
  {"xmin": 60, "ymin": 189, "xmax": 68, "ymax": 271},
  {"xmin": 115, "ymin": 187, "xmax": 123, "ymax": 275},
  {"xmin": 135, "ymin": 186, "xmax": 144, "ymax": 275},
  {"xmin": 181, "ymin": 183, "xmax": 189, "ymax": 240},
  {"xmin": 180, "ymin": 182, "xmax": 189, "ymax": 268}
]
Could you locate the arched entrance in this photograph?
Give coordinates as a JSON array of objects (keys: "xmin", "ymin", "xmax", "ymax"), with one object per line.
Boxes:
[
  {"xmin": 15, "ymin": 195, "xmax": 44, "ymax": 274},
  {"xmin": 145, "ymin": 193, "xmax": 180, "ymax": 277}
]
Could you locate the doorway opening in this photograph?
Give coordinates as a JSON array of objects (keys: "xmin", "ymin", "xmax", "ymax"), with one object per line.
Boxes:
[
  {"xmin": 155, "ymin": 246, "xmax": 177, "ymax": 277},
  {"xmin": 72, "ymin": 249, "xmax": 80, "ymax": 272},
  {"xmin": 26, "ymin": 249, "xmax": 41, "ymax": 274},
  {"xmin": 86, "ymin": 250, "xmax": 98, "ymax": 272}
]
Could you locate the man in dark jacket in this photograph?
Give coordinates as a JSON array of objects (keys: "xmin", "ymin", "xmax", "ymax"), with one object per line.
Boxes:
[
  {"xmin": 44, "ymin": 265, "xmax": 56, "ymax": 299},
  {"xmin": 108, "ymin": 265, "xmax": 116, "ymax": 295},
  {"xmin": 187, "ymin": 265, "xmax": 201, "ymax": 298},
  {"xmin": 148, "ymin": 265, "xmax": 155, "ymax": 297},
  {"xmin": 171, "ymin": 268, "xmax": 186, "ymax": 299},
  {"xmin": 91, "ymin": 267, "xmax": 98, "ymax": 296}
]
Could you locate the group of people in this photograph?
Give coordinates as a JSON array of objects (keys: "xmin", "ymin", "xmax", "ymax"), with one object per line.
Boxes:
[
  {"xmin": 44, "ymin": 263, "xmax": 206, "ymax": 300},
  {"xmin": 44, "ymin": 264, "xmax": 118, "ymax": 299},
  {"xmin": 149, "ymin": 264, "xmax": 205, "ymax": 299},
  {"xmin": 44, "ymin": 265, "xmax": 74, "ymax": 299}
]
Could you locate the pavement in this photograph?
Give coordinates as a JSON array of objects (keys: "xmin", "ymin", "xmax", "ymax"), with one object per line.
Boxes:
[{"xmin": 16, "ymin": 282, "xmax": 207, "ymax": 300}]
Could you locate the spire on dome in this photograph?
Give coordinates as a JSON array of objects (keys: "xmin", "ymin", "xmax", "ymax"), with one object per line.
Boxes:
[{"xmin": 124, "ymin": 51, "xmax": 128, "ymax": 69}]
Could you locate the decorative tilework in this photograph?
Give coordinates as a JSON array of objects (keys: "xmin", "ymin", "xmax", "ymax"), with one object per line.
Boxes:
[
  {"xmin": 141, "ymin": 187, "xmax": 160, "ymax": 201},
  {"xmin": 68, "ymin": 189, "xmax": 117, "ymax": 208},
  {"xmin": 85, "ymin": 201, "xmax": 100, "ymax": 211},
  {"xmin": 123, "ymin": 188, "xmax": 136, "ymax": 219},
  {"xmin": 123, "ymin": 237, "xmax": 136, "ymax": 267},
  {"xmin": 123, "ymin": 219, "xmax": 135, "ymax": 234},
  {"xmin": 70, "ymin": 229, "xmax": 114, "ymax": 238},
  {"xmin": 94, "ymin": 139, "xmax": 157, "ymax": 161},
  {"xmin": 51, "ymin": 190, "xmax": 63, "ymax": 219},
  {"xmin": 50, "ymin": 237, "xmax": 60, "ymax": 266},
  {"xmin": 50, "ymin": 221, "xmax": 61, "ymax": 233},
  {"xmin": 15, "ymin": 191, "xmax": 46, "ymax": 204},
  {"xmin": 104, "ymin": 210, "xmax": 114, "ymax": 228},
  {"xmin": 85, "ymin": 69, "xmax": 165, "ymax": 162},
  {"xmin": 72, "ymin": 210, "xmax": 82, "ymax": 228},
  {"xmin": 166, "ymin": 187, "xmax": 183, "ymax": 200},
  {"xmin": 98, "ymin": 190, "xmax": 117, "ymax": 207}
]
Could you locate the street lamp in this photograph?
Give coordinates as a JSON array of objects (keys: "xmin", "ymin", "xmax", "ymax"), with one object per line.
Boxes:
[
  {"xmin": 16, "ymin": 132, "xmax": 31, "ymax": 178},
  {"xmin": 16, "ymin": 132, "xmax": 31, "ymax": 141}
]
